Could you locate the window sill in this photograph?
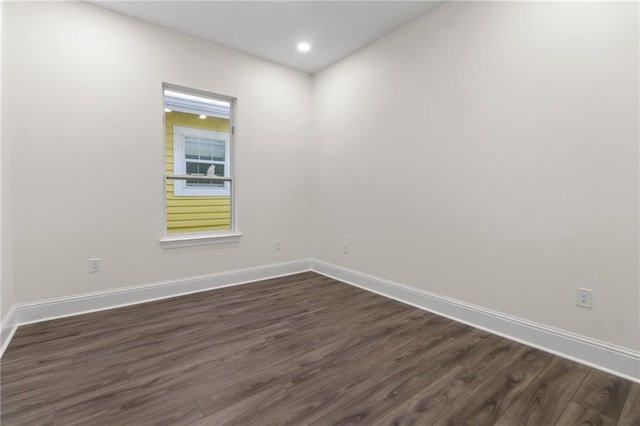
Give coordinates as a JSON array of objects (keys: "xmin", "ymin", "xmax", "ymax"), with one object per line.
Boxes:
[{"xmin": 160, "ymin": 232, "xmax": 242, "ymax": 249}]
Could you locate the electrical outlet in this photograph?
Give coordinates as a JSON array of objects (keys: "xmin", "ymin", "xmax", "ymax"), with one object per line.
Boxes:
[
  {"xmin": 89, "ymin": 258, "xmax": 100, "ymax": 273},
  {"xmin": 342, "ymin": 242, "xmax": 348, "ymax": 254},
  {"xmin": 275, "ymin": 240, "xmax": 281, "ymax": 251},
  {"xmin": 576, "ymin": 287, "xmax": 592, "ymax": 308}
]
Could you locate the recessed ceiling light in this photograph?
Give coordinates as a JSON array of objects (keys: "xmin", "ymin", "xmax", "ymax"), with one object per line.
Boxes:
[
  {"xmin": 164, "ymin": 108, "xmax": 172, "ymax": 112},
  {"xmin": 199, "ymin": 114, "xmax": 206, "ymax": 119},
  {"xmin": 297, "ymin": 42, "xmax": 311, "ymax": 52}
]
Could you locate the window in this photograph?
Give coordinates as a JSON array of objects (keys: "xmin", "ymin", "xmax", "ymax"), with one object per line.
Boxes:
[
  {"xmin": 162, "ymin": 85, "xmax": 237, "ymax": 241},
  {"xmin": 173, "ymin": 126, "xmax": 230, "ymax": 196}
]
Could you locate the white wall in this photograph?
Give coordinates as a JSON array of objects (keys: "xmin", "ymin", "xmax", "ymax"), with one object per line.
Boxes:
[
  {"xmin": 0, "ymin": 0, "xmax": 14, "ymax": 325},
  {"xmin": 2, "ymin": 2, "xmax": 312, "ymax": 303},
  {"xmin": 312, "ymin": 1, "xmax": 640, "ymax": 351}
]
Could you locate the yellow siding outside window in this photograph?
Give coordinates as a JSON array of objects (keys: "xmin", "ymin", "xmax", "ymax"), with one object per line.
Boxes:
[{"xmin": 165, "ymin": 111, "xmax": 231, "ymax": 234}]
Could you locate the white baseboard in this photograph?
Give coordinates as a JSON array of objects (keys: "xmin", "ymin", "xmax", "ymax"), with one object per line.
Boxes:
[
  {"xmin": 0, "ymin": 259, "xmax": 312, "ymax": 357},
  {"xmin": 311, "ymin": 259, "xmax": 640, "ymax": 383},
  {"xmin": 1, "ymin": 257, "xmax": 638, "ymax": 383},
  {"xmin": 1, "ymin": 304, "xmax": 17, "ymax": 356}
]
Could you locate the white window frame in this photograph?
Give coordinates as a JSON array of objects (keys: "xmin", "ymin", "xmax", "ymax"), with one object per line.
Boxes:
[
  {"xmin": 173, "ymin": 126, "xmax": 231, "ymax": 197},
  {"xmin": 161, "ymin": 83, "xmax": 240, "ymax": 248}
]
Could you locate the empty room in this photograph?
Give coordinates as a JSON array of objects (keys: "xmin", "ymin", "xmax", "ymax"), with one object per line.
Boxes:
[{"xmin": 1, "ymin": 1, "xmax": 639, "ymax": 425}]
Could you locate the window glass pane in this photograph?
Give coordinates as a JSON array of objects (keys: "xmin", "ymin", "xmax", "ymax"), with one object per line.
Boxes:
[
  {"xmin": 199, "ymin": 141, "xmax": 210, "ymax": 161},
  {"xmin": 212, "ymin": 140, "xmax": 225, "ymax": 162},
  {"xmin": 186, "ymin": 162, "xmax": 211, "ymax": 175},
  {"xmin": 185, "ymin": 139, "xmax": 199, "ymax": 159},
  {"xmin": 184, "ymin": 136, "xmax": 225, "ymax": 162},
  {"xmin": 186, "ymin": 179, "xmax": 222, "ymax": 188},
  {"xmin": 207, "ymin": 164, "xmax": 218, "ymax": 175},
  {"xmin": 198, "ymin": 139, "xmax": 212, "ymax": 161},
  {"xmin": 186, "ymin": 162, "xmax": 222, "ymax": 187}
]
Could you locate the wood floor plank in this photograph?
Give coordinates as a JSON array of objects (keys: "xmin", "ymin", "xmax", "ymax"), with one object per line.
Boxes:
[
  {"xmin": 193, "ymin": 309, "xmax": 453, "ymax": 422},
  {"xmin": 73, "ymin": 279, "xmax": 378, "ymax": 375},
  {"xmin": 2, "ymin": 272, "xmax": 638, "ymax": 426},
  {"xmin": 0, "ymin": 405, "xmax": 56, "ymax": 426},
  {"xmin": 555, "ymin": 401, "xmax": 617, "ymax": 426},
  {"xmin": 231, "ymin": 322, "xmax": 471, "ymax": 425},
  {"xmin": 116, "ymin": 297, "xmax": 416, "ymax": 415},
  {"xmin": 7, "ymin": 272, "xmax": 323, "ymax": 350},
  {"xmin": 373, "ymin": 364, "xmax": 478, "ymax": 426},
  {"xmin": 493, "ymin": 356, "xmax": 590, "ymax": 425},
  {"xmin": 304, "ymin": 360, "xmax": 447, "ymax": 425},
  {"xmin": 273, "ymin": 325, "xmax": 479, "ymax": 425},
  {"xmin": 430, "ymin": 330, "xmax": 523, "ymax": 380},
  {"xmin": 1, "ymin": 364, "xmax": 128, "ymax": 425},
  {"xmin": 0, "ymin": 357, "xmax": 72, "ymax": 397},
  {"xmin": 111, "ymin": 396, "xmax": 204, "ymax": 426},
  {"xmin": 372, "ymin": 334, "xmax": 524, "ymax": 426},
  {"xmin": 5, "ymin": 365, "xmax": 128, "ymax": 404},
  {"xmin": 570, "ymin": 368, "xmax": 632, "ymax": 421},
  {"xmin": 618, "ymin": 382, "xmax": 640, "ymax": 426},
  {"xmin": 432, "ymin": 346, "xmax": 555, "ymax": 426},
  {"xmin": 53, "ymin": 407, "xmax": 110, "ymax": 426}
]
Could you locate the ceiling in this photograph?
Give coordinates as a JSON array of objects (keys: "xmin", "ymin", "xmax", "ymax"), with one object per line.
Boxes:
[{"xmin": 91, "ymin": 1, "xmax": 443, "ymax": 74}]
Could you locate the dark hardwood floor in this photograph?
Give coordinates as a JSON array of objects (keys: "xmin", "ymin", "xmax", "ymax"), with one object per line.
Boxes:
[{"xmin": 1, "ymin": 272, "xmax": 638, "ymax": 425}]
